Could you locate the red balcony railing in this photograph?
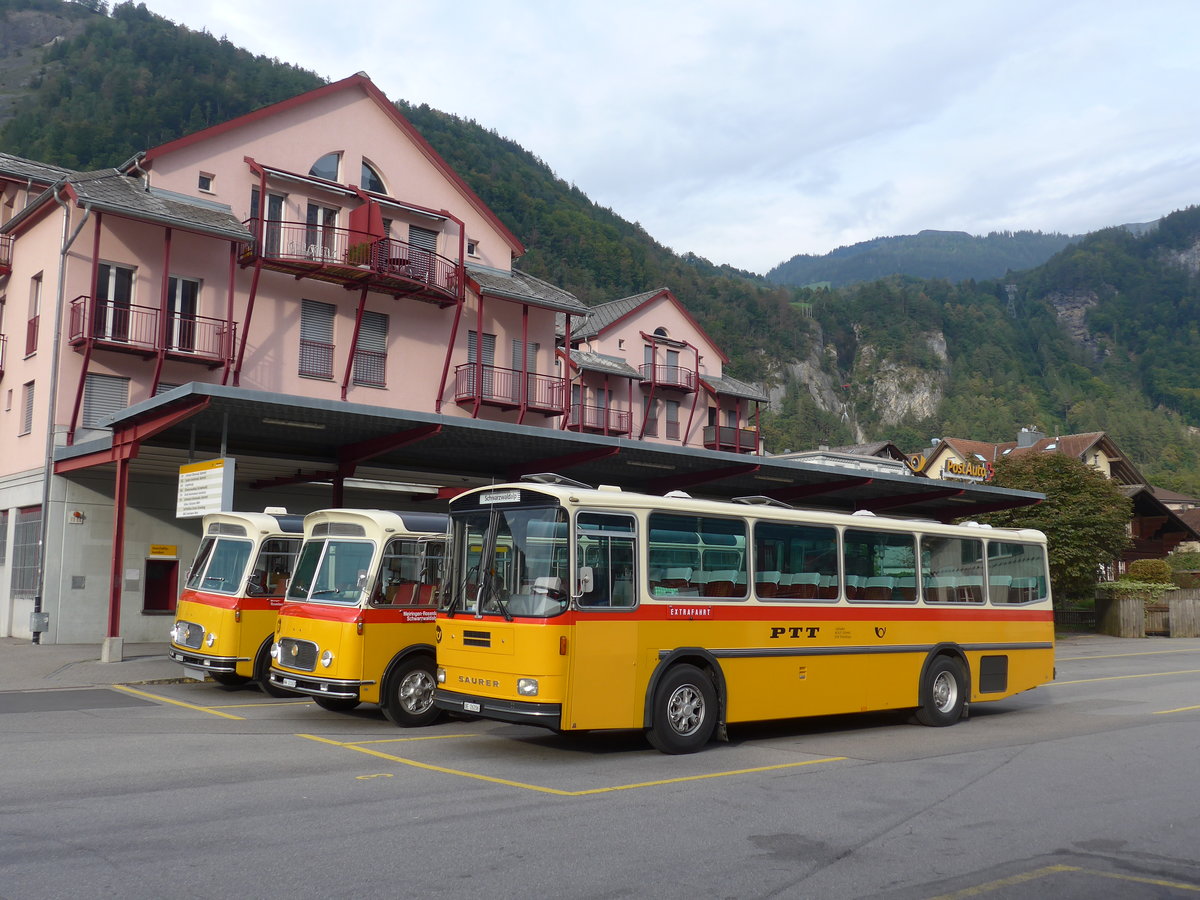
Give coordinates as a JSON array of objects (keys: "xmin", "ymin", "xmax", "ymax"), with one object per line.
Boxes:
[
  {"xmin": 68, "ymin": 296, "xmax": 234, "ymax": 364},
  {"xmin": 454, "ymin": 364, "xmax": 566, "ymax": 414},
  {"xmin": 566, "ymin": 403, "xmax": 631, "ymax": 434},
  {"xmin": 299, "ymin": 339, "xmax": 334, "ymax": 379},
  {"xmin": 703, "ymin": 424, "xmax": 759, "ymax": 454},
  {"xmin": 352, "ymin": 348, "xmax": 387, "ymax": 387},
  {"xmin": 242, "ymin": 219, "xmax": 462, "ymax": 305},
  {"xmin": 0, "ymin": 234, "xmax": 12, "ymax": 274},
  {"xmin": 638, "ymin": 363, "xmax": 696, "ymax": 392}
]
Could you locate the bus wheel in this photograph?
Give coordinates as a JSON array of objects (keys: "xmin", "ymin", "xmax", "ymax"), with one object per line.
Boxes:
[
  {"xmin": 647, "ymin": 664, "xmax": 717, "ymax": 754},
  {"xmin": 210, "ymin": 672, "xmax": 250, "ymax": 688},
  {"xmin": 255, "ymin": 641, "xmax": 298, "ymax": 698},
  {"xmin": 313, "ymin": 695, "xmax": 360, "ymax": 712},
  {"xmin": 915, "ymin": 656, "xmax": 966, "ymax": 727},
  {"xmin": 382, "ymin": 656, "xmax": 442, "ymax": 727}
]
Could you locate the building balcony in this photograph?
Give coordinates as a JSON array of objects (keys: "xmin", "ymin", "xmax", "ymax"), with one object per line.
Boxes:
[
  {"xmin": 68, "ymin": 296, "xmax": 235, "ymax": 367},
  {"xmin": 454, "ymin": 363, "xmax": 566, "ymax": 415},
  {"xmin": 565, "ymin": 402, "xmax": 631, "ymax": 435},
  {"xmin": 0, "ymin": 234, "xmax": 12, "ymax": 275},
  {"xmin": 639, "ymin": 363, "xmax": 696, "ymax": 392},
  {"xmin": 240, "ymin": 219, "xmax": 462, "ymax": 307},
  {"xmin": 703, "ymin": 424, "xmax": 759, "ymax": 454}
]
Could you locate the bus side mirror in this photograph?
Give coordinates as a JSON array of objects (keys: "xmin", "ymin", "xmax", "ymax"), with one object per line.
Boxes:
[{"xmin": 578, "ymin": 566, "xmax": 594, "ymax": 595}]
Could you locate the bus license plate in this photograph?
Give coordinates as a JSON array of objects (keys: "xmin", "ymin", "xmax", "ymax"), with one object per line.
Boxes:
[
  {"xmin": 281, "ymin": 677, "xmax": 296, "ymax": 688},
  {"xmin": 463, "ymin": 701, "xmax": 481, "ymax": 713}
]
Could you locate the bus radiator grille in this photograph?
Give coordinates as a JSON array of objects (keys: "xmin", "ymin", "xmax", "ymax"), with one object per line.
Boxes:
[{"xmin": 278, "ymin": 638, "xmax": 318, "ymax": 671}]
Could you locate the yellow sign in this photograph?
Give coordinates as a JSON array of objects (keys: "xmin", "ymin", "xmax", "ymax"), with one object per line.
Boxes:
[
  {"xmin": 149, "ymin": 545, "xmax": 178, "ymax": 558},
  {"xmin": 942, "ymin": 458, "xmax": 994, "ymax": 482}
]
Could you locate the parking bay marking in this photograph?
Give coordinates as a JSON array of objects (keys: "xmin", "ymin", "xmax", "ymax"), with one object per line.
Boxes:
[
  {"xmin": 925, "ymin": 863, "xmax": 1200, "ymax": 899},
  {"xmin": 297, "ymin": 732, "xmax": 845, "ymax": 796},
  {"xmin": 113, "ymin": 684, "xmax": 245, "ymax": 720}
]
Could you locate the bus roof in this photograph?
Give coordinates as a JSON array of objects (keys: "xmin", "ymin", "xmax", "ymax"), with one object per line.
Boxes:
[
  {"xmin": 451, "ymin": 481, "xmax": 1047, "ymax": 543},
  {"xmin": 301, "ymin": 508, "xmax": 448, "ymax": 536}
]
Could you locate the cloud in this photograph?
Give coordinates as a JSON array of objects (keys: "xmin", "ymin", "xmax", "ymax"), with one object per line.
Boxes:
[{"xmin": 145, "ymin": 0, "xmax": 1200, "ymax": 273}]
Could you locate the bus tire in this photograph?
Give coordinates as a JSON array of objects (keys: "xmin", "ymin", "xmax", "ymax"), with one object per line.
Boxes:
[
  {"xmin": 647, "ymin": 664, "xmax": 717, "ymax": 754},
  {"xmin": 382, "ymin": 655, "xmax": 442, "ymax": 727},
  {"xmin": 915, "ymin": 656, "xmax": 966, "ymax": 727},
  {"xmin": 313, "ymin": 695, "xmax": 360, "ymax": 712},
  {"xmin": 210, "ymin": 672, "xmax": 250, "ymax": 688},
  {"xmin": 255, "ymin": 640, "xmax": 298, "ymax": 698}
]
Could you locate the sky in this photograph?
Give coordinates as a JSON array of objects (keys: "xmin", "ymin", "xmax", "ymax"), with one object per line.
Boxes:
[{"xmin": 142, "ymin": 0, "xmax": 1200, "ymax": 274}]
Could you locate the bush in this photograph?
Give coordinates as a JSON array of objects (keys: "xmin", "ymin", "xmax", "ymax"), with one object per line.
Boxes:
[{"xmin": 1127, "ymin": 559, "xmax": 1174, "ymax": 584}]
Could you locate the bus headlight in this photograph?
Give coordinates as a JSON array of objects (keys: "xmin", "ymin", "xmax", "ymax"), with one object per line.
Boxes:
[
  {"xmin": 436, "ymin": 667, "xmax": 446, "ymax": 683},
  {"xmin": 517, "ymin": 678, "xmax": 539, "ymax": 697},
  {"xmin": 320, "ymin": 650, "xmax": 334, "ymax": 668},
  {"xmin": 269, "ymin": 642, "xmax": 280, "ymax": 660},
  {"xmin": 205, "ymin": 632, "xmax": 216, "ymax": 647}
]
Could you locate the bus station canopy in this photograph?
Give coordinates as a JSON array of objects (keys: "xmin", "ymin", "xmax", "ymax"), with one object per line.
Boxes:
[{"xmin": 57, "ymin": 383, "xmax": 1043, "ymax": 522}]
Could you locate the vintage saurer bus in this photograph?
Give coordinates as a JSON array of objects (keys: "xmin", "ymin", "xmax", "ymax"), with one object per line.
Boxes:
[
  {"xmin": 169, "ymin": 509, "xmax": 304, "ymax": 694},
  {"xmin": 434, "ymin": 476, "xmax": 1055, "ymax": 753},
  {"xmin": 268, "ymin": 509, "xmax": 448, "ymax": 726}
]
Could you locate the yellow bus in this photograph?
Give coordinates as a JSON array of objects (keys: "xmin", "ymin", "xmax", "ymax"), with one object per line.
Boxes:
[
  {"xmin": 268, "ymin": 509, "xmax": 448, "ymax": 725},
  {"xmin": 169, "ymin": 509, "xmax": 304, "ymax": 695},
  {"xmin": 434, "ymin": 475, "xmax": 1055, "ymax": 753}
]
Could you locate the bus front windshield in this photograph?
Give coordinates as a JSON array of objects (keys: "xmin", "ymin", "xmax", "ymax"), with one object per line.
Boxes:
[
  {"xmin": 185, "ymin": 537, "xmax": 253, "ymax": 595},
  {"xmin": 287, "ymin": 539, "xmax": 377, "ymax": 605},
  {"xmin": 444, "ymin": 504, "xmax": 569, "ymax": 619}
]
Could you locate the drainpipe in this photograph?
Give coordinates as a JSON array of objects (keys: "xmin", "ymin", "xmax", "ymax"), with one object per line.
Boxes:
[{"xmin": 33, "ymin": 188, "xmax": 91, "ymax": 643}]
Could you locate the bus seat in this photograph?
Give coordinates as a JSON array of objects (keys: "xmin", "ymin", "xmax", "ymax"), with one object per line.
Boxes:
[
  {"xmin": 818, "ymin": 573, "xmax": 838, "ymax": 600},
  {"xmin": 782, "ymin": 572, "xmax": 820, "ymax": 599},
  {"xmin": 845, "ymin": 575, "xmax": 866, "ymax": 600},
  {"xmin": 612, "ymin": 578, "xmax": 634, "ymax": 606},
  {"xmin": 661, "ymin": 567, "xmax": 693, "ymax": 589},
  {"xmin": 533, "ymin": 576, "xmax": 563, "ymax": 594},
  {"xmin": 755, "ymin": 571, "xmax": 781, "ymax": 597},
  {"xmin": 988, "ymin": 575, "xmax": 1013, "ymax": 604},
  {"xmin": 1010, "ymin": 577, "xmax": 1039, "ymax": 603},
  {"xmin": 924, "ymin": 575, "xmax": 957, "ymax": 603},
  {"xmin": 896, "ymin": 576, "xmax": 916, "ymax": 602},
  {"xmin": 864, "ymin": 576, "xmax": 895, "ymax": 601},
  {"xmin": 704, "ymin": 570, "xmax": 738, "ymax": 597},
  {"xmin": 957, "ymin": 575, "xmax": 984, "ymax": 603}
]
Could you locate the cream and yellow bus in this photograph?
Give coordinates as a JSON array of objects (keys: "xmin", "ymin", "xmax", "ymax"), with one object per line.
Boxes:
[
  {"xmin": 434, "ymin": 475, "xmax": 1055, "ymax": 753},
  {"xmin": 169, "ymin": 509, "xmax": 304, "ymax": 695},
  {"xmin": 268, "ymin": 509, "xmax": 448, "ymax": 726}
]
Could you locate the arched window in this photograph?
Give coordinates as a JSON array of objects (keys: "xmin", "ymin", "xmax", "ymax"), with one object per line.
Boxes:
[
  {"xmin": 361, "ymin": 161, "xmax": 386, "ymax": 194},
  {"xmin": 309, "ymin": 152, "xmax": 341, "ymax": 182},
  {"xmin": 653, "ymin": 327, "xmax": 669, "ymax": 338}
]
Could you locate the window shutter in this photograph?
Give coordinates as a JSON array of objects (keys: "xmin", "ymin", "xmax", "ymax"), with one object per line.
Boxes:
[
  {"xmin": 20, "ymin": 382, "xmax": 34, "ymax": 435},
  {"xmin": 82, "ymin": 374, "xmax": 130, "ymax": 428}
]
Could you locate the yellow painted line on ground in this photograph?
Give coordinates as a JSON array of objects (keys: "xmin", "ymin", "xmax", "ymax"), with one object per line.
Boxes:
[
  {"xmin": 347, "ymin": 734, "xmax": 479, "ymax": 746},
  {"xmin": 926, "ymin": 864, "xmax": 1078, "ymax": 898},
  {"xmin": 296, "ymin": 732, "xmax": 844, "ymax": 796},
  {"xmin": 206, "ymin": 699, "xmax": 313, "ymax": 710},
  {"xmin": 1155, "ymin": 703, "xmax": 1200, "ymax": 714},
  {"xmin": 1058, "ymin": 648, "xmax": 1200, "ymax": 662},
  {"xmin": 1049, "ymin": 667, "xmax": 1200, "ymax": 686},
  {"xmin": 113, "ymin": 684, "xmax": 244, "ymax": 720},
  {"xmin": 926, "ymin": 864, "xmax": 1200, "ymax": 898}
]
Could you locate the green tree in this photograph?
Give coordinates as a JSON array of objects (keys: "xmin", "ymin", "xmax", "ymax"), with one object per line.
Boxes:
[{"xmin": 978, "ymin": 454, "xmax": 1131, "ymax": 602}]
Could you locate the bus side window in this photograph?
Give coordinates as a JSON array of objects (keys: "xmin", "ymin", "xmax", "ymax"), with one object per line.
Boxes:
[{"xmin": 577, "ymin": 512, "xmax": 636, "ymax": 609}]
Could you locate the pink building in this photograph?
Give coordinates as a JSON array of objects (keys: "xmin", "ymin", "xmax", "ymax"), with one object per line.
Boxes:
[{"xmin": 0, "ymin": 74, "xmax": 769, "ymax": 647}]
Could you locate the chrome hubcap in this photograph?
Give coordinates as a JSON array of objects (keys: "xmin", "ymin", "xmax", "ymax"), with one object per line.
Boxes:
[
  {"xmin": 399, "ymin": 670, "xmax": 435, "ymax": 714},
  {"xmin": 666, "ymin": 683, "xmax": 705, "ymax": 736}
]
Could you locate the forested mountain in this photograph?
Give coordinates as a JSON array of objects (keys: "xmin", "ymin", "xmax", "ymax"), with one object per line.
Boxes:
[
  {"xmin": 767, "ymin": 229, "xmax": 1078, "ymax": 289},
  {"xmin": 4, "ymin": 0, "xmax": 1200, "ymax": 494}
]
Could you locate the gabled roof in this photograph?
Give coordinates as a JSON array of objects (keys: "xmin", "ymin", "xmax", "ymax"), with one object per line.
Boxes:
[
  {"xmin": 701, "ymin": 372, "xmax": 769, "ymax": 402},
  {"xmin": 568, "ymin": 349, "xmax": 640, "ymax": 378},
  {"xmin": 468, "ymin": 266, "xmax": 587, "ymax": 316},
  {"xmin": 559, "ymin": 287, "xmax": 730, "ymax": 363},
  {"xmin": 3, "ymin": 168, "xmax": 249, "ymax": 242},
  {"xmin": 137, "ymin": 72, "xmax": 526, "ymax": 258},
  {"xmin": 0, "ymin": 152, "xmax": 78, "ymax": 185},
  {"xmin": 827, "ymin": 441, "xmax": 910, "ymax": 462},
  {"xmin": 930, "ymin": 431, "xmax": 1147, "ymax": 486}
]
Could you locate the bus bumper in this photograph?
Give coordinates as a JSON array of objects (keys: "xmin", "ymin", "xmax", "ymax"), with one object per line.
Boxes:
[
  {"xmin": 434, "ymin": 688, "xmax": 562, "ymax": 731},
  {"xmin": 268, "ymin": 668, "xmax": 367, "ymax": 700},
  {"xmin": 169, "ymin": 647, "xmax": 245, "ymax": 676}
]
